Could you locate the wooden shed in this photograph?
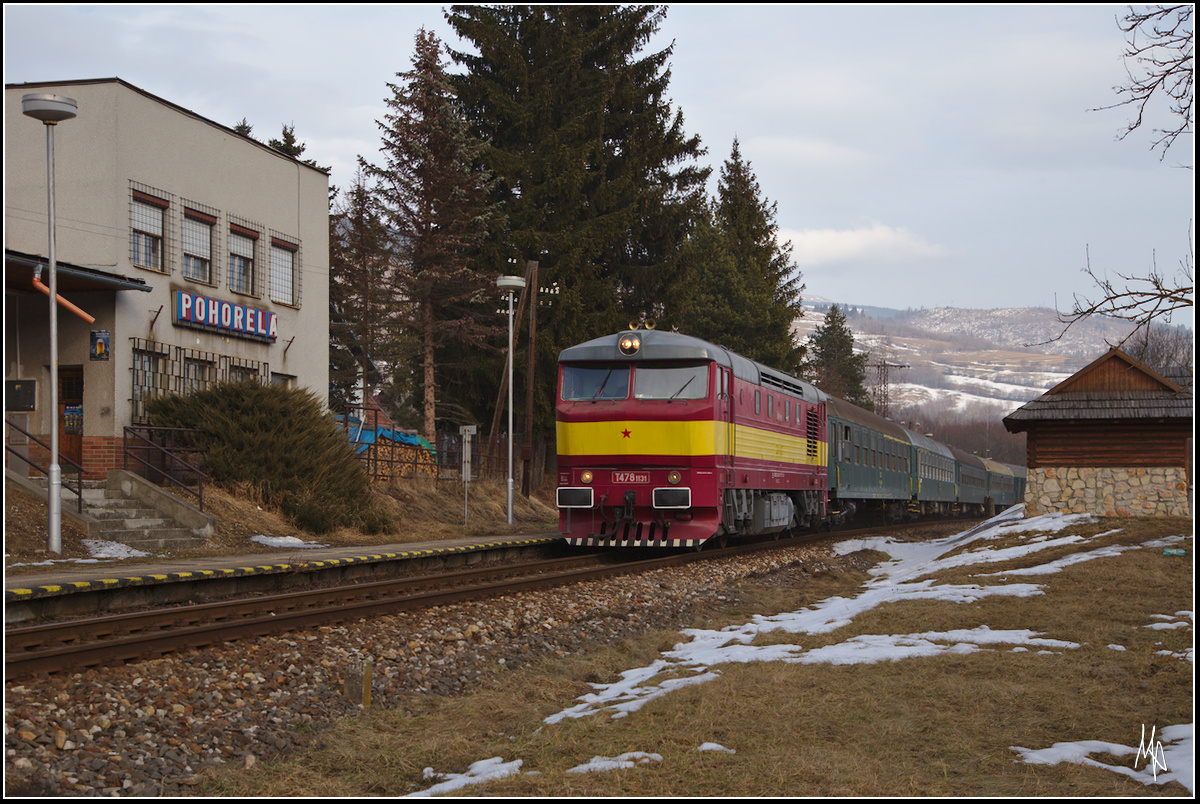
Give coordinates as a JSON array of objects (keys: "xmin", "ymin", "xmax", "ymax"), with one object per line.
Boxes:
[{"xmin": 1003, "ymin": 348, "xmax": 1192, "ymax": 517}]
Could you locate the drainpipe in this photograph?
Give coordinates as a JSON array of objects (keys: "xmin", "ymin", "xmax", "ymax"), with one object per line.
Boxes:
[{"xmin": 32, "ymin": 267, "xmax": 96, "ymax": 324}]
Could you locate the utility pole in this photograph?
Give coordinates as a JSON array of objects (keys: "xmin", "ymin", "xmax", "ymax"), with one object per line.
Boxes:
[{"xmin": 522, "ymin": 261, "xmax": 538, "ymax": 497}]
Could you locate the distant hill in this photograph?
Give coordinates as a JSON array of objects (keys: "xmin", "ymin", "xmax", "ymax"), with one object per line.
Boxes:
[
  {"xmin": 792, "ymin": 301, "xmax": 1149, "ymax": 417},
  {"xmin": 802, "ymin": 301, "xmax": 1140, "ymax": 358},
  {"xmin": 889, "ymin": 307, "xmax": 1140, "ymax": 358}
]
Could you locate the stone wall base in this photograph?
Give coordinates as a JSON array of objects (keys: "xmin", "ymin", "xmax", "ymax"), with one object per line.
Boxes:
[{"xmin": 1026, "ymin": 466, "xmax": 1191, "ymax": 518}]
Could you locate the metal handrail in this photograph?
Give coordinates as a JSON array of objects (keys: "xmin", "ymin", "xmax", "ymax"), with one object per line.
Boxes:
[
  {"xmin": 4, "ymin": 418, "xmax": 84, "ymax": 513},
  {"xmin": 122, "ymin": 425, "xmax": 208, "ymax": 511}
]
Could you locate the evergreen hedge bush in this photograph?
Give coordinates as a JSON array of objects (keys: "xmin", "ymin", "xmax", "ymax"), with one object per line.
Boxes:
[{"xmin": 145, "ymin": 381, "xmax": 388, "ymax": 534}]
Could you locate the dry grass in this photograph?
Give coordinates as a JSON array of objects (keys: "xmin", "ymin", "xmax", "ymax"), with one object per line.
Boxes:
[
  {"xmin": 203, "ymin": 515, "xmax": 1193, "ymax": 797},
  {"xmin": 3, "ymin": 476, "xmax": 559, "ymax": 575}
]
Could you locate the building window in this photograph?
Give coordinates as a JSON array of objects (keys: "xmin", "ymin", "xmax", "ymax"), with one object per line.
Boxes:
[
  {"xmin": 228, "ymin": 222, "xmax": 259, "ymax": 295},
  {"xmin": 131, "ymin": 347, "xmax": 169, "ymax": 423},
  {"xmin": 182, "ymin": 209, "xmax": 217, "ymax": 284},
  {"xmin": 131, "ymin": 339, "xmax": 266, "ymax": 423},
  {"xmin": 269, "ymin": 236, "xmax": 300, "ymax": 306},
  {"xmin": 182, "ymin": 357, "xmax": 214, "ymax": 394},
  {"xmin": 130, "ymin": 188, "xmax": 169, "ymax": 271},
  {"xmin": 228, "ymin": 362, "xmax": 259, "ymax": 384}
]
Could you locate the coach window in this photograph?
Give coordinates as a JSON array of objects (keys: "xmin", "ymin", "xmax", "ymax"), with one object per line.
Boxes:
[{"xmin": 754, "ymin": 390, "xmax": 761, "ymax": 415}]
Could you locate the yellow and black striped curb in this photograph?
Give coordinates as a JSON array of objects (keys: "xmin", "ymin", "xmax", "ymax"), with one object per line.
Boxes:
[{"xmin": 5, "ymin": 535, "xmax": 560, "ymax": 602}]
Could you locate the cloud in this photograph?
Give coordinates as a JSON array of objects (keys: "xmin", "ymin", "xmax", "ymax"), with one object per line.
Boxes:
[{"xmin": 783, "ymin": 223, "xmax": 950, "ymax": 268}]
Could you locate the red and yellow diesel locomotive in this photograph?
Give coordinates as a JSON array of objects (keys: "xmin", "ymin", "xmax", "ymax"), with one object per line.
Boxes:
[{"xmin": 555, "ymin": 328, "xmax": 828, "ymax": 548}]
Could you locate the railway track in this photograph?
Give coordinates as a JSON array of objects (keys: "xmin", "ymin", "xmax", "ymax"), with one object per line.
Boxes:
[{"xmin": 5, "ymin": 521, "xmax": 968, "ymax": 679}]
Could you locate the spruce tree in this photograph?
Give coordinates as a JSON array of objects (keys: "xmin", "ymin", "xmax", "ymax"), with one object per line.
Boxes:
[
  {"xmin": 364, "ymin": 28, "xmax": 500, "ymax": 440},
  {"xmin": 328, "ymin": 170, "xmax": 403, "ymax": 417},
  {"xmin": 268, "ymin": 123, "xmax": 331, "ymax": 171},
  {"xmin": 446, "ymin": 5, "xmax": 708, "ymax": 431},
  {"xmin": 804, "ymin": 304, "xmax": 873, "ymax": 409},
  {"xmin": 673, "ymin": 206, "xmax": 754, "ymax": 353},
  {"xmin": 712, "ymin": 138, "xmax": 805, "ymax": 373}
]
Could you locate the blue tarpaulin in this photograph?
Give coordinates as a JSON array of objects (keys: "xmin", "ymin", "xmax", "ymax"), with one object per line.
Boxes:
[{"xmin": 338, "ymin": 416, "xmax": 436, "ymax": 457}]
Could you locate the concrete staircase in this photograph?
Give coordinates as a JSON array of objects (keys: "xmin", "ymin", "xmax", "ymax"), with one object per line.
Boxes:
[{"xmin": 28, "ymin": 475, "xmax": 211, "ymax": 551}]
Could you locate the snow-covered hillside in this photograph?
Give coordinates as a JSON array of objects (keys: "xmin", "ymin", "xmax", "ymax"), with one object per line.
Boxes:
[{"xmin": 792, "ymin": 302, "xmax": 1105, "ymax": 416}]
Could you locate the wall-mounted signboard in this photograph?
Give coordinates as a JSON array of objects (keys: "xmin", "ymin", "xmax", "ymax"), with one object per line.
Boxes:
[{"xmin": 174, "ymin": 290, "xmax": 278, "ymax": 342}]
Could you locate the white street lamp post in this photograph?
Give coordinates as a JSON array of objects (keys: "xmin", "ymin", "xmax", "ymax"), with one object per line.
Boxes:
[
  {"xmin": 496, "ymin": 274, "xmax": 526, "ymax": 524},
  {"xmin": 22, "ymin": 93, "xmax": 78, "ymax": 554}
]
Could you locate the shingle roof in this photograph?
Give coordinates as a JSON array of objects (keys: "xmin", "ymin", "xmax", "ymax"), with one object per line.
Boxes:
[
  {"xmin": 1004, "ymin": 389, "xmax": 1192, "ymax": 422},
  {"xmin": 1004, "ymin": 348, "xmax": 1193, "ymax": 427}
]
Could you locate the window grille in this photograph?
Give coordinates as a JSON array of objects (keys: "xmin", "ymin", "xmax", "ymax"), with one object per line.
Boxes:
[
  {"xmin": 228, "ymin": 218, "xmax": 261, "ymax": 296},
  {"xmin": 131, "ymin": 343, "xmax": 171, "ymax": 422},
  {"xmin": 182, "ymin": 203, "xmax": 219, "ymax": 284},
  {"xmin": 130, "ymin": 338, "xmax": 267, "ymax": 423},
  {"xmin": 130, "ymin": 183, "xmax": 171, "ymax": 272},
  {"xmin": 269, "ymin": 233, "xmax": 301, "ymax": 306}
]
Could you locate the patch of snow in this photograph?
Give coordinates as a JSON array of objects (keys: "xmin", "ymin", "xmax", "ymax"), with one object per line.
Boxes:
[
  {"xmin": 81, "ymin": 539, "xmax": 150, "ymax": 559},
  {"xmin": 408, "ymin": 503, "xmax": 1193, "ymax": 796},
  {"xmin": 249, "ymin": 534, "xmax": 328, "ymax": 549},
  {"xmin": 696, "ymin": 742, "xmax": 736, "ymax": 753},
  {"xmin": 1012, "ymin": 724, "xmax": 1193, "ymax": 794},
  {"xmin": 407, "ymin": 757, "xmax": 523, "ymax": 798},
  {"xmin": 565, "ymin": 752, "xmax": 662, "ymax": 774}
]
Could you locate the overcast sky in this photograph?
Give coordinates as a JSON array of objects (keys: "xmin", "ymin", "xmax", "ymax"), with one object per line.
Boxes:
[{"xmin": 4, "ymin": 5, "xmax": 1193, "ymax": 327}]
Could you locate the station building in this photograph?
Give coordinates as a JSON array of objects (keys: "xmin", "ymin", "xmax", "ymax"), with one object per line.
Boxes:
[{"xmin": 5, "ymin": 78, "xmax": 330, "ymax": 480}]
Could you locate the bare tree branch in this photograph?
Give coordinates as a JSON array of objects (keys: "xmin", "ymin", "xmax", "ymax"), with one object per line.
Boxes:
[
  {"xmin": 1092, "ymin": 5, "xmax": 1193, "ymax": 163},
  {"xmin": 1046, "ymin": 8, "xmax": 1196, "ymax": 351},
  {"xmin": 1048, "ymin": 233, "xmax": 1194, "ymax": 350}
]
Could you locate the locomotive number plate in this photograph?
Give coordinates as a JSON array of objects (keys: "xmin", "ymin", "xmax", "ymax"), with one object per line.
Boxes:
[{"xmin": 613, "ymin": 471, "xmax": 650, "ymax": 484}]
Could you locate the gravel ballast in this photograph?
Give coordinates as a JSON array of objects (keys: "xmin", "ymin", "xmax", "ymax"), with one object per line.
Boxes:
[{"xmin": 5, "ymin": 543, "xmax": 862, "ymax": 796}]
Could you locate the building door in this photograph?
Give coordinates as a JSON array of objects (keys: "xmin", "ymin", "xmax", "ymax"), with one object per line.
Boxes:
[{"xmin": 58, "ymin": 366, "xmax": 83, "ymax": 472}]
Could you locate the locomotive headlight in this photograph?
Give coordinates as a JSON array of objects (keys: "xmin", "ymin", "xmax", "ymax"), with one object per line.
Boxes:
[
  {"xmin": 580, "ymin": 470, "xmax": 594, "ymax": 484},
  {"xmin": 667, "ymin": 470, "xmax": 682, "ymax": 485},
  {"xmin": 618, "ymin": 333, "xmax": 641, "ymax": 356}
]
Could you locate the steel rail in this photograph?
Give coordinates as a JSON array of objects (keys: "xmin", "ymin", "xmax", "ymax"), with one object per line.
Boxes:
[
  {"xmin": 5, "ymin": 551, "xmax": 687, "ymax": 678},
  {"xmin": 5, "ymin": 520, "xmax": 971, "ymax": 679}
]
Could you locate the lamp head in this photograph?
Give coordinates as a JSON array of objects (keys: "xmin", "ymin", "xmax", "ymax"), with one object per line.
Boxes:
[{"xmin": 22, "ymin": 93, "xmax": 77, "ymax": 125}]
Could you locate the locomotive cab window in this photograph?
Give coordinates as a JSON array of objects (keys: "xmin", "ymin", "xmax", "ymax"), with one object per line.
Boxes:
[
  {"xmin": 632, "ymin": 364, "xmax": 709, "ymax": 400},
  {"xmin": 561, "ymin": 365, "xmax": 630, "ymax": 401}
]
